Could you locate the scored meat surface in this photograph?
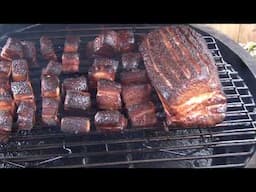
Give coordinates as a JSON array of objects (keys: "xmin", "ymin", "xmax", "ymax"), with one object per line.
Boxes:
[
  {"xmin": 11, "ymin": 59, "xmax": 29, "ymax": 81},
  {"xmin": 139, "ymin": 25, "xmax": 227, "ymax": 127}
]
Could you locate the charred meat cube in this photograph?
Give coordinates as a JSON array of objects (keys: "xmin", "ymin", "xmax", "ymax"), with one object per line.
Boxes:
[
  {"xmin": 62, "ymin": 52, "xmax": 80, "ymax": 73},
  {"xmin": 12, "ymin": 59, "xmax": 29, "ymax": 81},
  {"xmin": 121, "ymin": 52, "xmax": 141, "ymax": 70},
  {"xmin": 11, "ymin": 81, "xmax": 34, "ymax": 102},
  {"xmin": 0, "ymin": 91, "xmax": 15, "ymax": 114},
  {"xmin": 62, "ymin": 76, "xmax": 88, "ymax": 94},
  {"xmin": 88, "ymin": 58, "xmax": 119, "ymax": 88},
  {"xmin": 122, "ymin": 84, "xmax": 152, "ymax": 107},
  {"xmin": 0, "ymin": 78, "xmax": 11, "ymax": 93},
  {"xmin": 61, "ymin": 117, "xmax": 90, "ymax": 134},
  {"xmin": 21, "ymin": 41, "xmax": 37, "ymax": 67},
  {"xmin": 0, "ymin": 110, "xmax": 12, "ymax": 133},
  {"xmin": 95, "ymin": 110, "xmax": 127, "ymax": 132},
  {"xmin": 120, "ymin": 70, "xmax": 149, "ymax": 85},
  {"xmin": 41, "ymin": 75, "xmax": 60, "ymax": 97},
  {"xmin": 127, "ymin": 101, "xmax": 157, "ymax": 127},
  {"xmin": 42, "ymin": 60, "xmax": 62, "ymax": 76},
  {"xmin": 96, "ymin": 79, "xmax": 122, "ymax": 110},
  {"xmin": 0, "ymin": 37, "xmax": 24, "ymax": 61},
  {"xmin": 118, "ymin": 30, "xmax": 135, "ymax": 53},
  {"xmin": 40, "ymin": 36, "xmax": 57, "ymax": 61},
  {"xmin": 17, "ymin": 100, "xmax": 36, "ymax": 130},
  {"xmin": 0, "ymin": 61, "xmax": 11, "ymax": 78},
  {"xmin": 64, "ymin": 90, "xmax": 91, "ymax": 111},
  {"xmin": 64, "ymin": 35, "xmax": 80, "ymax": 53},
  {"xmin": 42, "ymin": 97, "xmax": 60, "ymax": 126}
]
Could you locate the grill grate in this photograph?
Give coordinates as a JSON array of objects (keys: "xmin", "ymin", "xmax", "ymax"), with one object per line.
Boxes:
[{"xmin": 0, "ymin": 25, "xmax": 255, "ymax": 168}]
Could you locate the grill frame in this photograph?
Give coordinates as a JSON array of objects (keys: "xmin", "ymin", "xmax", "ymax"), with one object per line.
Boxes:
[{"xmin": 0, "ymin": 24, "xmax": 255, "ymax": 168}]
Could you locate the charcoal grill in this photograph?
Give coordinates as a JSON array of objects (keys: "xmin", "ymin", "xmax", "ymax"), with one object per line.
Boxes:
[{"xmin": 0, "ymin": 24, "xmax": 255, "ymax": 168}]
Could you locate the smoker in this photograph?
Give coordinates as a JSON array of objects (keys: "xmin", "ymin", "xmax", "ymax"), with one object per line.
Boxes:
[{"xmin": 0, "ymin": 24, "xmax": 255, "ymax": 168}]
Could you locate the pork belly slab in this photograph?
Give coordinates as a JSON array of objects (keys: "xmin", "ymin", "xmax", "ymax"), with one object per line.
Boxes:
[
  {"xmin": 139, "ymin": 25, "xmax": 227, "ymax": 127},
  {"xmin": 0, "ymin": 91, "xmax": 15, "ymax": 114},
  {"xmin": 41, "ymin": 74, "xmax": 60, "ymax": 97},
  {"xmin": 120, "ymin": 70, "xmax": 149, "ymax": 85},
  {"xmin": 11, "ymin": 81, "xmax": 34, "ymax": 102},
  {"xmin": 0, "ymin": 38, "xmax": 24, "ymax": 61},
  {"xmin": 42, "ymin": 97, "xmax": 60, "ymax": 126},
  {"xmin": 17, "ymin": 100, "xmax": 36, "ymax": 130},
  {"xmin": 42, "ymin": 60, "xmax": 62, "ymax": 76},
  {"xmin": 40, "ymin": 36, "xmax": 57, "ymax": 61},
  {"xmin": 62, "ymin": 52, "xmax": 80, "ymax": 73},
  {"xmin": 62, "ymin": 76, "xmax": 88, "ymax": 94},
  {"xmin": 61, "ymin": 117, "xmax": 90, "ymax": 134},
  {"xmin": 11, "ymin": 59, "xmax": 29, "ymax": 81},
  {"xmin": 0, "ymin": 110, "xmax": 12, "ymax": 133},
  {"xmin": 64, "ymin": 90, "xmax": 91, "ymax": 111},
  {"xmin": 96, "ymin": 79, "xmax": 122, "ymax": 110}
]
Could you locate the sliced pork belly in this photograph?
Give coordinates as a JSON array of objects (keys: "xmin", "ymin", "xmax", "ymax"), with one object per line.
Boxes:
[
  {"xmin": 41, "ymin": 74, "xmax": 60, "ymax": 97},
  {"xmin": 11, "ymin": 81, "xmax": 34, "ymax": 102},
  {"xmin": 61, "ymin": 117, "xmax": 90, "ymax": 134},
  {"xmin": 120, "ymin": 70, "xmax": 149, "ymax": 85},
  {"xmin": 11, "ymin": 59, "xmax": 29, "ymax": 81},
  {"xmin": 64, "ymin": 90, "xmax": 91, "ymax": 111},
  {"xmin": 42, "ymin": 97, "xmax": 60, "ymax": 126},
  {"xmin": 40, "ymin": 36, "xmax": 57, "ymax": 61},
  {"xmin": 64, "ymin": 35, "xmax": 80, "ymax": 53},
  {"xmin": 0, "ymin": 37, "xmax": 24, "ymax": 61},
  {"xmin": 62, "ymin": 76, "xmax": 88, "ymax": 94},
  {"xmin": 0, "ymin": 61, "xmax": 12, "ymax": 78}
]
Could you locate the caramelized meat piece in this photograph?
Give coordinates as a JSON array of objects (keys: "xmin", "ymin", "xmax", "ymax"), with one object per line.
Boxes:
[
  {"xmin": 40, "ymin": 36, "xmax": 57, "ymax": 61},
  {"xmin": 42, "ymin": 60, "xmax": 62, "ymax": 76},
  {"xmin": 0, "ymin": 110, "xmax": 12, "ymax": 133},
  {"xmin": 42, "ymin": 97, "xmax": 60, "ymax": 126},
  {"xmin": 139, "ymin": 25, "xmax": 227, "ymax": 127},
  {"xmin": 17, "ymin": 100, "xmax": 36, "ymax": 130},
  {"xmin": 95, "ymin": 110, "xmax": 127, "ymax": 132},
  {"xmin": 64, "ymin": 35, "xmax": 80, "ymax": 53},
  {"xmin": 88, "ymin": 58, "xmax": 119, "ymax": 88},
  {"xmin": 96, "ymin": 79, "xmax": 122, "ymax": 110},
  {"xmin": 118, "ymin": 30, "xmax": 135, "ymax": 53},
  {"xmin": 62, "ymin": 52, "xmax": 80, "ymax": 73},
  {"xmin": 120, "ymin": 70, "xmax": 149, "ymax": 85},
  {"xmin": 121, "ymin": 52, "xmax": 141, "ymax": 70},
  {"xmin": 12, "ymin": 59, "xmax": 29, "ymax": 81},
  {"xmin": 0, "ymin": 37, "xmax": 24, "ymax": 61},
  {"xmin": 11, "ymin": 81, "xmax": 34, "ymax": 101},
  {"xmin": 62, "ymin": 76, "xmax": 88, "ymax": 94},
  {"xmin": 0, "ymin": 61, "xmax": 11, "ymax": 78},
  {"xmin": 41, "ymin": 75, "xmax": 60, "ymax": 97},
  {"xmin": 0, "ymin": 78, "xmax": 11, "ymax": 93},
  {"xmin": 127, "ymin": 102, "xmax": 157, "ymax": 127},
  {"xmin": 21, "ymin": 41, "xmax": 37, "ymax": 67},
  {"xmin": 122, "ymin": 84, "xmax": 152, "ymax": 107},
  {"xmin": 64, "ymin": 90, "xmax": 91, "ymax": 111},
  {"xmin": 0, "ymin": 91, "xmax": 15, "ymax": 114},
  {"xmin": 61, "ymin": 117, "xmax": 90, "ymax": 134}
]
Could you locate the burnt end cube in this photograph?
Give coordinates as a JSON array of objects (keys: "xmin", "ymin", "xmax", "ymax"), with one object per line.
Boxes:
[
  {"xmin": 61, "ymin": 117, "xmax": 90, "ymax": 134},
  {"xmin": 40, "ymin": 36, "xmax": 57, "ymax": 61},
  {"xmin": 118, "ymin": 30, "xmax": 135, "ymax": 53},
  {"xmin": 41, "ymin": 75, "xmax": 60, "ymax": 97},
  {"xmin": 21, "ymin": 41, "xmax": 37, "ymax": 67},
  {"xmin": 122, "ymin": 84, "xmax": 152, "ymax": 107},
  {"xmin": 0, "ymin": 91, "xmax": 15, "ymax": 114},
  {"xmin": 96, "ymin": 79, "xmax": 122, "ymax": 110},
  {"xmin": 62, "ymin": 76, "xmax": 88, "ymax": 94},
  {"xmin": 121, "ymin": 52, "xmax": 142, "ymax": 70},
  {"xmin": 0, "ymin": 78, "xmax": 11, "ymax": 93},
  {"xmin": 0, "ymin": 37, "xmax": 24, "ymax": 61},
  {"xmin": 42, "ymin": 97, "xmax": 60, "ymax": 126},
  {"xmin": 0, "ymin": 61, "xmax": 12, "ymax": 78},
  {"xmin": 11, "ymin": 81, "xmax": 34, "ymax": 102},
  {"xmin": 17, "ymin": 100, "xmax": 36, "ymax": 130},
  {"xmin": 120, "ymin": 70, "xmax": 149, "ymax": 85},
  {"xmin": 64, "ymin": 90, "xmax": 91, "ymax": 111},
  {"xmin": 95, "ymin": 110, "xmax": 127, "ymax": 132},
  {"xmin": 0, "ymin": 110, "xmax": 12, "ymax": 133},
  {"xmin": 62, "ymin": 53, "xmax": 80, "ymax": 73},
  {"xmin": 127, "ymin": 102, "xmax": 157, "ymax": 127},
  {"xmin": 11, "ymin": 59, "xmax": 29, "ymax": 81},
  {"xmin": 64, "ymin": 35, "xmax": 80, "ymax": 53},
  {"xmin": 42, "ymin": 60, "xmax": 62, "ymax": 76}
]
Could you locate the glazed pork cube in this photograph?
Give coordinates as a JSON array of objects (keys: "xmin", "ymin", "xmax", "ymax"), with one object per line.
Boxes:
[
  {"xmin": 12, "ymin": 59, "xmax": 29, "ymax": 81},
  {"xmin": 21, "ymin": 41, "xmax": 37, "ymax": 67},
  {"xmin": 62, "ymin": 52, "xmax": 80, "ymax": 73},
  {"xmin": 11, "ymin": 81, "xmax": 34, "ymax": 102},
  {"xmin": 121, "ymin": 52, "xmax": 141, "ymax": 70},
  {"xmin": 0, "ymin": 37, "xmax": 24, "ymax": 61},
  {"xmin": 95, "ymin": 110, "xmax": 127, "ymax": 132},
  {"xmin": 88, "ymin": 58, "xmax": 119, "ymax": 88},
  {"xmin": 62, "ymin": 76, "xmax": 88, "ymax": 94},
  {"xmin": 64, "ymin": 35, "xmax": 80, "ymax": 53},
  {"xmin": 0, "ymin": 110, "xmax": 12, "ymax": 133},
  {"xmin": 61, "ymin": 117, "xmax": 90, "ymax": 134},
  {"xmin": 120, "ymin": 70, "xmax": 149, "ymax": 85},
  {"xmin": 127, "ymin": 101, "xmax": 157, "ymax": 127},
  {"xmin": 96, "ymin": 79, "xmax": 122, "ymax": 110},
  {"xmin": 42, "ymin": 60, "xmax": 62, "ymax": 76},
  {"xmin": 122, "ymin": 84, "xmax": 152, "ymax": 107},
  {"xmin": 64, "ymin": 90, "xmax": 91, "ymax": 111},
  {"xmin": 41, "ymin": 75, "xmax": 60, "ymax": 97},
  {"xmin": 118, "ymin": 30, "xmax": 135, "ymax": 53},
  {"xmin": 17, "ymin": 100, "xmax": 36, "ymax": 130},
  {"xmin": 0, "ymin": 61, "xmax": 11, "ymax": 78},
  {"xmin": 40, "ymin": 36, "xmax": 57, "ymax": 61},
  {"xmin": 0, "ymin": 91, "xmax": 15, "ymax": 114},
  {"xmin": 42, "ymin": 97, "xmax": 60, "ymax": 126}
]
